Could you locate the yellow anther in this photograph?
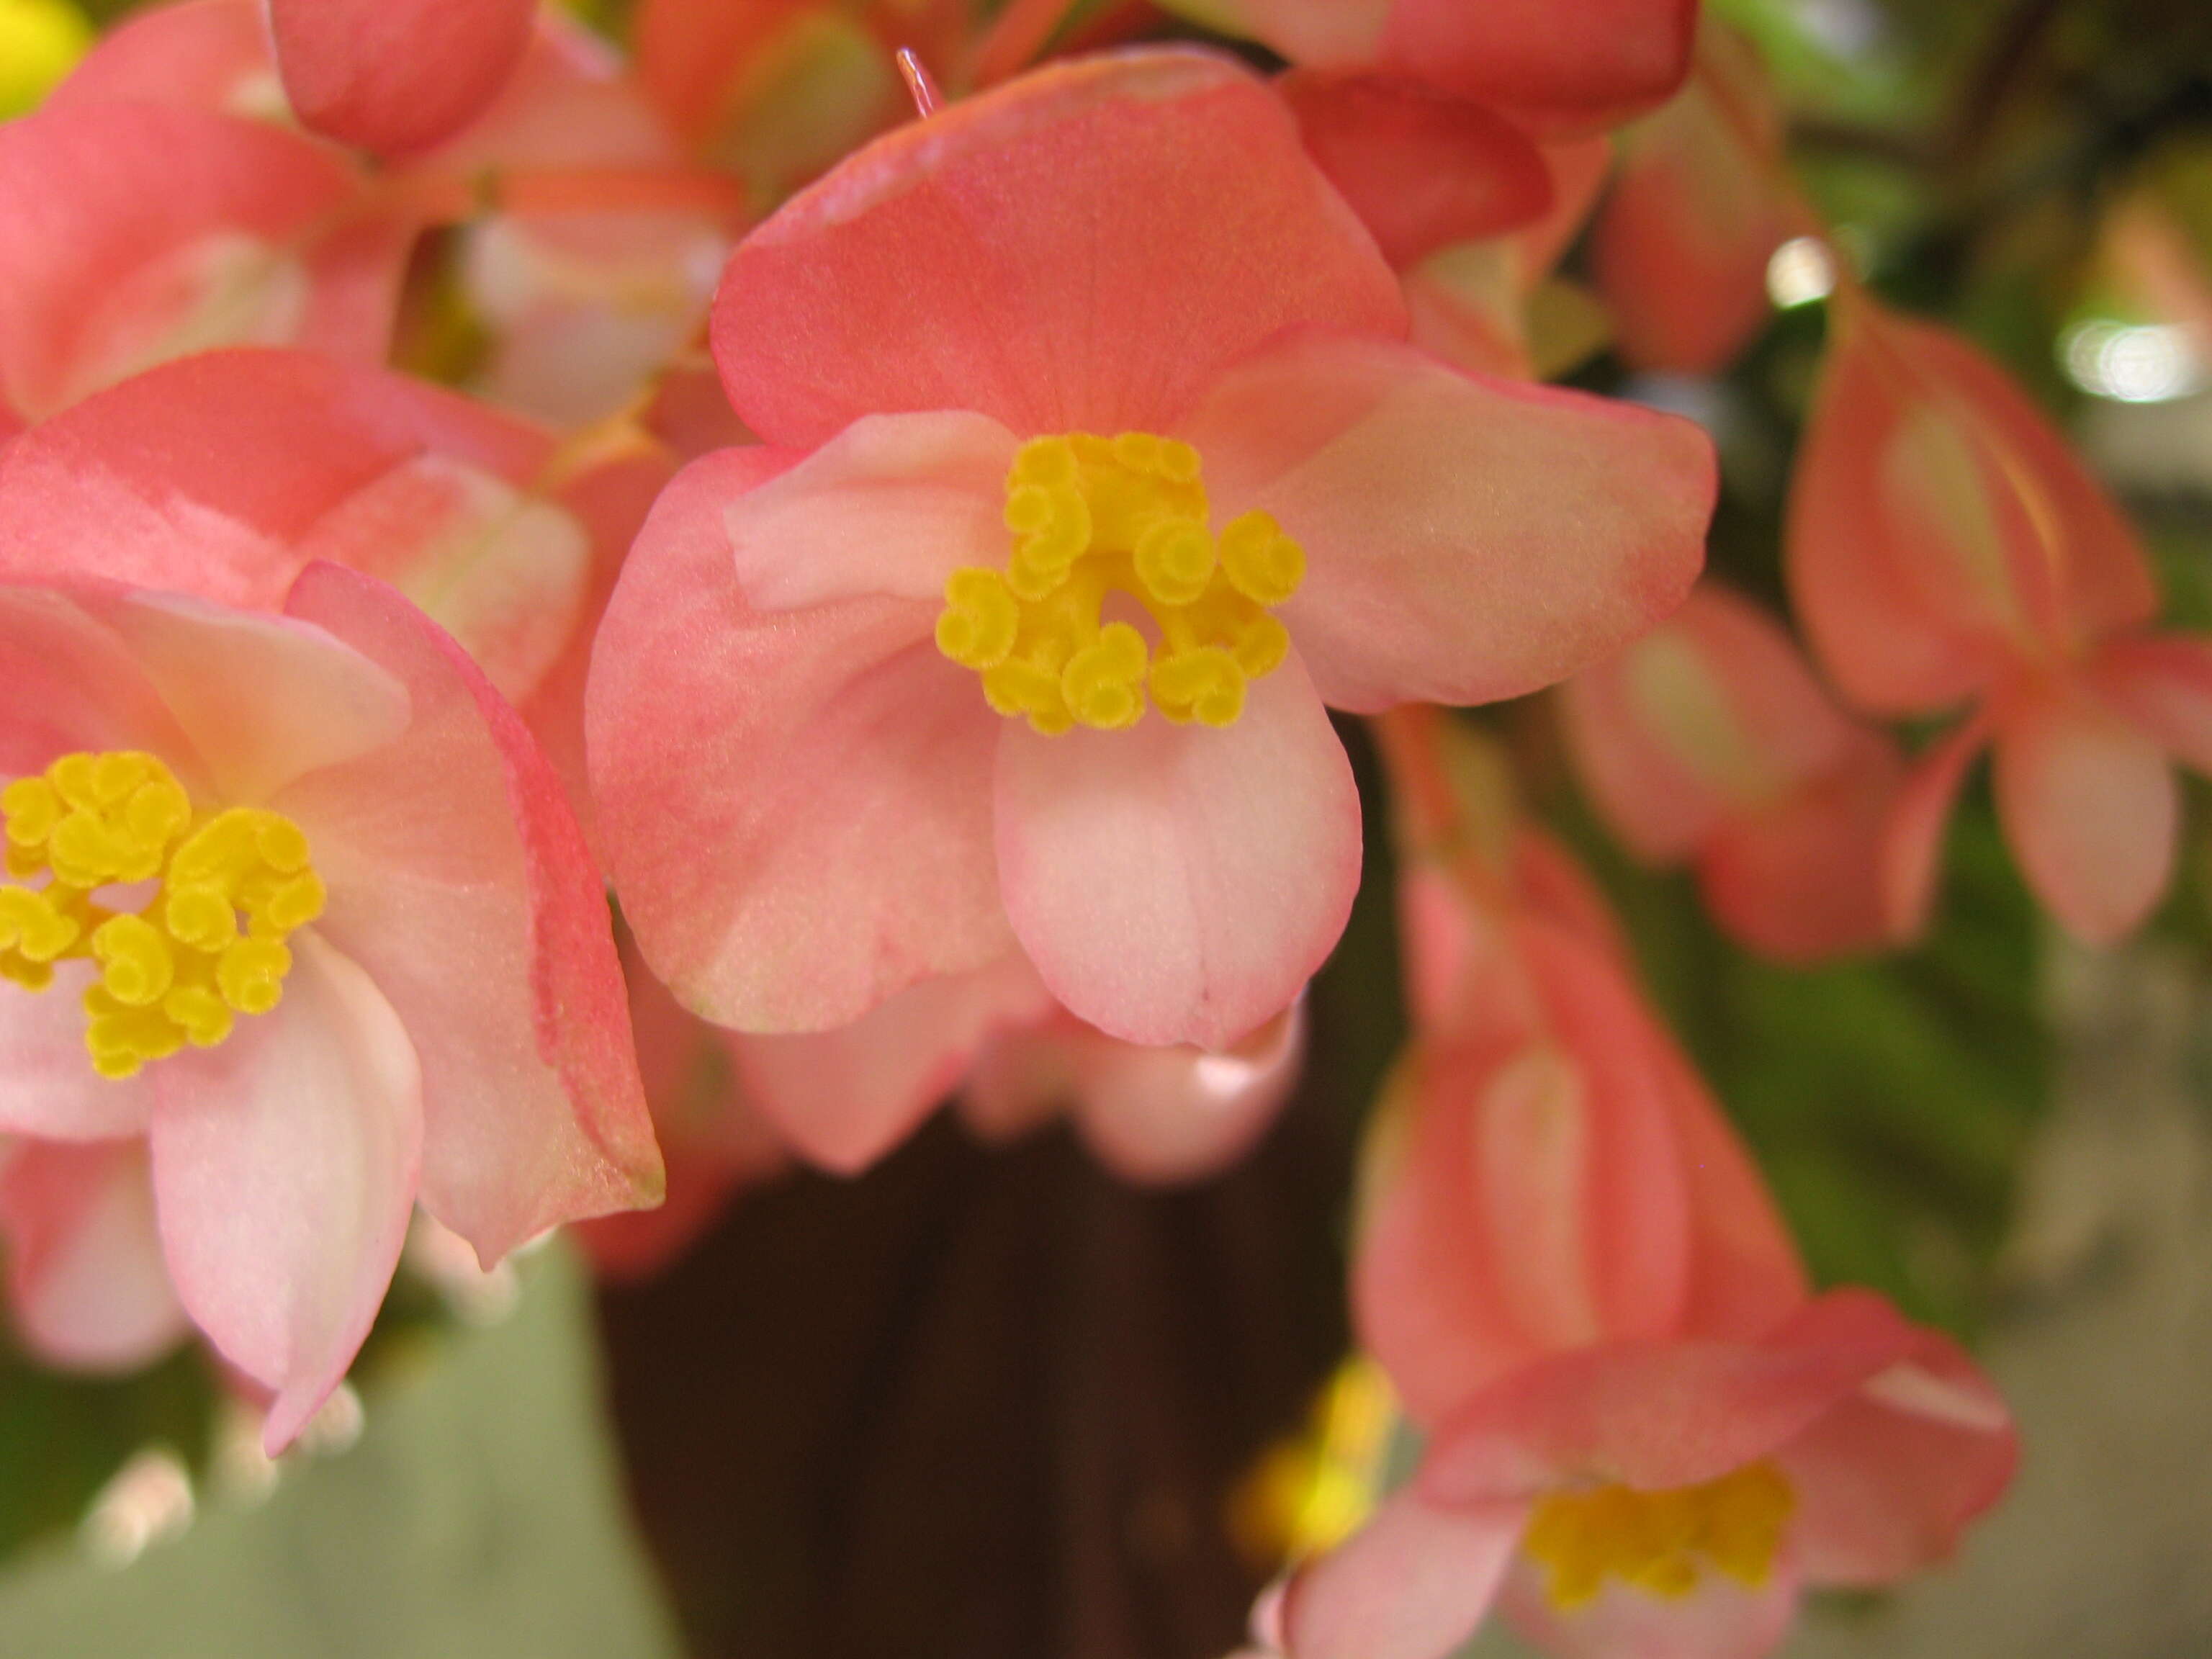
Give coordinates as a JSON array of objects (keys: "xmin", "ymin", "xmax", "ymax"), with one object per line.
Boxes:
[
  {"xmin": 1523, "ymin": 1462, "xmax": 1796, "ymax": 1613},
  {"xmin": 937, "ymin": 431, "xmax": 1305, "ymax": 733},
  {"xmin": 91, "ymin": 914, "xmax": 176, "ymax": 1007},
  {"xmin": 1, "ymin": 752, "xmax": 325, "ymax": 1079},
  {"xmin": 1220, "ymin": 511, "xmax": 1305, "ymax": 607}
]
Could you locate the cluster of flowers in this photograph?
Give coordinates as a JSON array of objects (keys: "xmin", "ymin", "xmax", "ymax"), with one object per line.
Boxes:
[{"xmin": 2, "ymin": 0, "xmax": 2200, "ymax": 1652}]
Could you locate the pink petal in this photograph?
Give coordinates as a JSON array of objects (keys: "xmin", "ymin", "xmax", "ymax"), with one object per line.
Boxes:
[
  {"xmin": 1698, "ymin": 730, "xmax": 1905, "ymax": 962},
  {"xmin": 1992, "ymin": 680, "xmax": 2177, "ymax": 945},
  {"xmin": 0, "ymin": 105, "xmax": 403, "ymax": 425},
  {"xmin": 2092, "ymin": 631, "xmax": 2212, "ymax": 776},
  {"xmin": 1419, "ymin": 1290, "xmax": 1925, "ymax": 1504},
  {"xmin": 274, "ymin": 565, "xmax": 660, "ymax": 1262},
  {"xmin": 0, "ymin": 968, "xmax": 158, "ymax": 1142},
  {"xmin": 1498, "ymin": 1548, "xmax": 1801, "ymax": 1659},
  {"xmin": 149, "ymin": 933, "xmax": 422, "ymax": 1454},
  {"xmin": 585, "ymin": 448, "xmax": 1012, "ymax": 1032},
  {"xmin": 47, "ymin": 0, "xmax": 278, "ymax": 117},
  {"xmin": 1879, "ymin": 713, "xmax": 1991, "ymax": 943},
  {"xmin": 734, "ymin": 956, "xmax": 1053, "ymax": 1175},
  {"xmin": 1277, "ymin": 70, "xmax": 1553, "ymax": 269},
  {"xmin": 0, "ymin": 1137, "xmax": 188, "ymax": 1372},
  {"xmin": 721, "ymin": 413, "xmax": 1020, "ymax": 610},
  {"xmin": 1179, "ymin": 334, "xmax": 1712, "ymax": 713},
  {"xmin": 1381, "ymin": 0, "xmax": 1699, "ymax": 132},
  {"xmin": 711, "ymin": 48, "xmax": 1406, "ymax": 448},
  {"xmin": 0, "ymin": 580, "xmax": 197, "ymax": 783},
  {"xmin": 1274, "ymin": 1488, "xmax": 1525, "ymax": 1659},
  {"xmin": 1781, "ymin": 1330, "xmax": 2017, "ymax": 1586},
  {"xmin": 269, "ymin": 0, "xmax": 535, "ymax": 156},
  {"xmin": 993, "ymin": 653, "xmax": 1358, "ymax": 1049}
]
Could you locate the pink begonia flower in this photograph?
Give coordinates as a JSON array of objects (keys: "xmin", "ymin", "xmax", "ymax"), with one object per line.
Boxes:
[
  {"xmin": 0, "ymin": 348, "xmax": 672, "ymax": 830},
  {"xmin": 1264, "ymin": 1289, "xmax": 2017, "ymax": 1659},
  {"xmin": 1589, "ymin": 24, "xmax": 1796, "ymax": 375},
  {"xmin": 1788, "ymin": 293, "xmax": 2212, "ymax": 944},
  {"xmin": 1161, "ymin": 0, "xmax": 1699, "ymax": 135},
  {"xmin": 0, "ymin": 97, "xmax": 410, "ymax": 432},
  {"xmin": 0, "ymin": 572, "xmax": 659, "ymax": 1449},
  {"xmin": 1560, "ymin": 584, "xmax": 1905, "ymax": 961},
  {"xmin": 267, "ymin": 0, "xmax": 535, "ymax": 156},
  {"xmin": 1362, "ymin": 710, "xmax": 1805, "ymax": 1424},
  {"xmin": 0, "ymin": 1136, "xmax": 189, "ymax": 1372},
  {"xmin": 588, "ymin": 48, "xmax": 1714, "ymax": 1054}
]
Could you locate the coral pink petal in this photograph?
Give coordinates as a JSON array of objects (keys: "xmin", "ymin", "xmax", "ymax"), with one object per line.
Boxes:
[
  {"xmin": 993, "ymin": 653, "xmax": 1358, "ymax": 1050},
  {"xmin": 149, "ymin": 934, "xmax": 422, "ymax": 1455},
  {"xmin": 1381, "ymin": 0, "xmax": 1698, "ymax": 132},
  {"xmin": 275, "ymin": 565, "xmax": 660, "ymax": 1263},
  {"xmin": 712, "ymin": 48, "xmax": 1406, "ymax": 448},
  {"xmin": 1699, "ymin": 731, "xmax": 1905, "ymax": 962},
  {"xmin": 1277, "ymin": 70, "xmax": 1554, "ymax": 268},
  {"xmin": 1060, "ymin": 999, "xmax": 1306, "ymax": 1183},
  {"xmin": 0, "ymin": 105, "xmax": 403, "ymax": 425},
  {"xmin": 1782, "ymin": 1330, "xmax": 2018, "ymax": 1586},
  {"xmin": 1992, "ymin": 682, "xmax": 2177, "ymax": 945},
  {"xmin": 1420, "ymin": 1290, "xmax": 1926, "ymax": 1504},
  {"xmin": 1498, "ymin": 1550, "xmax": 1801, "ymax": 1659},
  {"xmin": 46, "ymin": 0, "xmax": 276, "ymax": 117},
  {"xmin": 1880, "ymin": 714, "xmax": 1992, "ymax": 944},
  {"xmin": 734, "ymin": 956, "xmax": 1053, "ymax": 1175},
  {"xmin": 269, "ymin": 0, "xmax": 535, "ymax": 156},
  {"xmin": 721, "ymin": 413, "xmax": 1020, "ymax": 610},
  {"xmin": 586, "ymin": 448, "xmax": 1012, "ymax": 1033},
  {"xmin": 1182, "ymin": 335, "xmax": 1712, "ymax": 713},
  {"xmin": 2092, "ymin": 632, "xmax": 2212, "ymax": 776},
  {"xmin": 0, "ymin": 1138, "xmax": 188, "ymax": 1372},
  {"xmin": 1274, "ymin": 1488, "xmax": 1525, "ymax": 1659},
  {"xmin": 0, "ymin": 581, "xmax": 198, "ymax": 787}
]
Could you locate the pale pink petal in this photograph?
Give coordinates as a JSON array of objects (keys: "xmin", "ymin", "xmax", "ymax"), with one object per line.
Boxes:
[
  {"xmin": 1179, "ymin": 335, "xmax": 1712, "ymax": 713},
  {"xmin": 1277, "ymin": 70, "xmax": 1553, "ymax": 268},
  {"xmin": 48, "ymin": 0, "xmax": 279, "ymax": 117},
  {"xmin": 269, "ymin": 0, "xmax": 535, "ymax": 156},
  {"xmin": 0, "ymin": 1138, "xmax": 188, "ymax": 1372},
  {"xmin": 0, "ymin": 972, "xmax": 158, "ymax": 1142},
  {"xmin": 275, "ymin": 565, "xmax": 660, "ymax": 1263},
  {"xmin": 994, "ymin": 653, "xmax": 1358, "ymax": 1049},
  {"xmin": 721, "ymin": 413, "xmax": 1020, "ymax": 610},
  {"xmin": 586, "ymin": 449, "xmax": 1012, "ymax": 1032},
  {"xmin": 1992, "ymin": 681, "xmax": 2177, "ymax": 945},
  {"xmin": 1420, "ymin": 1291, "xmax": 1925, "ymax": 1504},
  {"xmin": 712, "ymin": 49, "xmax": 1406, "ymax": 447},
  {"xmin": 149, "ymin": 933, "xmax": 422, "ymax": 1454},
  {"xmin": 1499, "ymin": 1548, "xmax": 1801, "ymax": 1659},
  {"xmin": 734, "ymin": 956, "xmax": 1053, "ymax": 1175},
  {"xmin": 1274, "ymin": 1488, "xmax": 1524, "ymax": 1659},
  {"xmin": 0, "ymin": 581, "xmax": 197, "ymax": 781},
  {"xmin": 1880, "ymin": 714, "xmax": 1992, "ymax": 944},
  {"xmin": 2092, "ymin": 631, "xmax": 2212, "ymax": 776}
]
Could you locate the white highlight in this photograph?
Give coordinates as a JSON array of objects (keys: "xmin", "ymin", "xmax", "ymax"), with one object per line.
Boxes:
[
  {"xmin": 79, "ymin": 1448, "xmax": 194, "ymax": 1570},
  {"xmin": 1766, "ymin": 236, "xmax": 1839, "ymax": 309},
  {"xmin": 2062, "ymin": 321, "xmax": 2206, "ymax": 404}
]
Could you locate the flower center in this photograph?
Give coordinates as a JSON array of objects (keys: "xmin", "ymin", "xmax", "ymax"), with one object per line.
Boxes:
[
  {"xmin": 1521, "ymin": 1462, "xmax": 1795, "ymax": 1611},
  {"xmin": 0, "ymin": 752, "xmax": 325, "ymax": 1079},
  {"xmin": 934, "ymin": 432, "xmax": 1306, "ymax": 734}
]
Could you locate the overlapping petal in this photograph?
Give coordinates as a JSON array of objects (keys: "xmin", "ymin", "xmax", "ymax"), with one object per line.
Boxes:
[
  {"xmin": 0, "ymin": 1137, "xmax": 187, "ymax": 1371},
  {"xmin": 269, "ymin": 0, "xmax": 535, "ymax": 155}
]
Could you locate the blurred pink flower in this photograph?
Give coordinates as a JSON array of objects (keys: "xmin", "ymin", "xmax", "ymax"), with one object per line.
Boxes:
[
  {"xmin": 266, "ymin": 0, "xmax": 534, "ymax": 156},
  {"xmin": 0, "ymin": 1136, "xmax": 188, "ymax": 1373}
]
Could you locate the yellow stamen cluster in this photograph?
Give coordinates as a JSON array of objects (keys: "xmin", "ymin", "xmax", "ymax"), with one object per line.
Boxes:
[
  {"xmin": 1521, "ymin": 1462, "xmax": 1796, "ymax": 1611},
  {"xmin": 935, "ymin": 432, "xmax": 1306, "ymax": 734},
  {"xmin": 1, "ymin": 752, "xmax": 325, "ymax": 1079}
]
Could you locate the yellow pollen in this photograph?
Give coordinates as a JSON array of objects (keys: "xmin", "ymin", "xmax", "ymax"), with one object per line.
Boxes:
[
  {"xmin": 935, "ymin": 433, "xmax": 1306, "ymax": 734},
  {"xmin": 1522, "ymin": 1462, "xmax": 1795, "ymax": 1612},
  {"xmin": 0, "ymin": 752, "xmax": 325, "ymax": 1080}
]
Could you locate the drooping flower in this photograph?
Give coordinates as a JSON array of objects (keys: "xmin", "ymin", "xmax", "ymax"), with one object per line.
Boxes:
[
  {"xmin": 1264, "ymin": 1290, "xmax": 2017, "ymax": 1659},
  {"xmin": 1361, "ymin": 709, "xmax": 1806, "ymax": 1424},
  {"xmin": 266, "ymin": 0, "xmax": 536, "ymax": 156},
  {"xmin": 1788, "ymin": 292, "xmax": 2212, "ymax": 943},
  {"xmin": 1559, "ymin": 583, "xmax": 1903, "ymax": 961},
  {"xmin": 0, "ymin": 572, "xmax": 660, "ymax": 1449},
  {"xmin": 588, "ymin": 48, "xmax": 1714, "ymax": 1055}
]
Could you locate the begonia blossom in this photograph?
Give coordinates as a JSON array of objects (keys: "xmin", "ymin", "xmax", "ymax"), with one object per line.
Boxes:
[
  {"xmin": 588, "ymin": 48, "xmax": 1714, "ymax": 1056},
  {"xmin": 1789, "ymin": 292, "xmax": 2212, "ymax": 944},
  {"xmin": 1560, "ymin": 584, "xmax": 1902, "ymax": 961},
  {"xmin": 1265, "ymin": 1290, "xmax": 2017, "ymax": 1659},
  {"xmin": 266, "ymin": 0, "xmax": 536, "ymax": 156},
  {"xmin": 0, "ymin": 571, "xmax": 658, "ymax": 1448}
]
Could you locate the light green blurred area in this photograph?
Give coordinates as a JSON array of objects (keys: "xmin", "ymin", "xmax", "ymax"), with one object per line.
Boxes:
[{"xmin": 0, "ymin": 1246, "xmax": 683, "ymax": 1659}]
